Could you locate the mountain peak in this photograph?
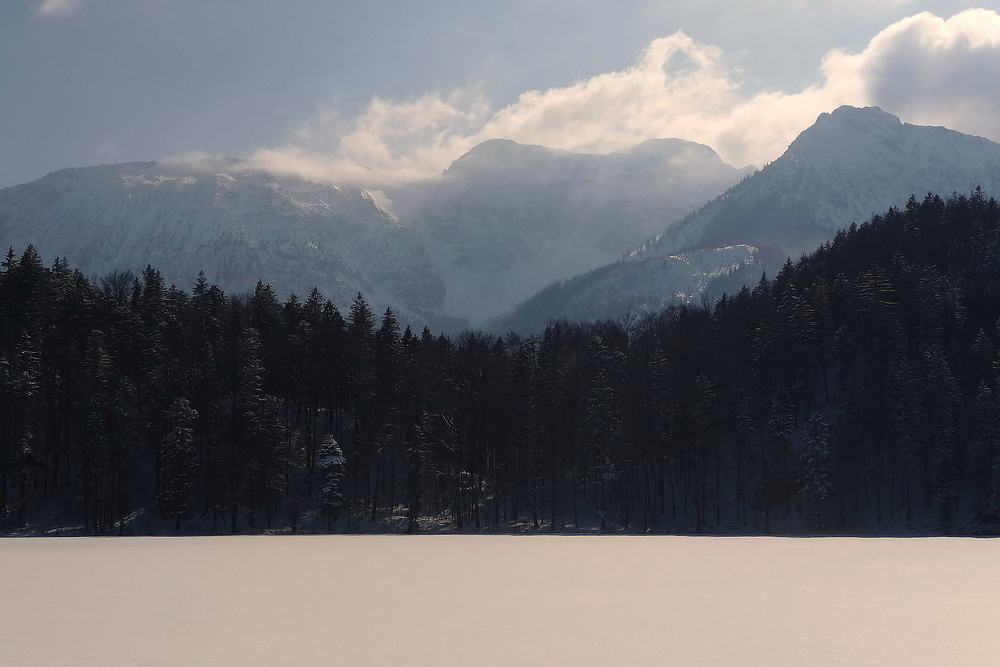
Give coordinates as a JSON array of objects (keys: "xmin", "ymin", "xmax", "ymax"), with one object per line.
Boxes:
[
  {"xmin": 672, "ymin": 104, "xmax": 1000, "ymax": 255},
  {"xmin": 505, "ymin": 106, "xmax": 1000, "ymax": 331},
  {"xmin": 828, "ymin": 104, "xmax": 901, "ymax": 124},
  {"xmin": 388, "ymin": 135, "xmax": 750, "ymax": 325},
  {"xmin": 626, "ymin": 137, "xmax": 716, "ymax": 156},
  {"xmin": 444, "ymin": 139, "xmax": 560, "ymax": 176},
  {"xmin": 785, "ymin": 106, "xmax": 902, "ymax": 158}
]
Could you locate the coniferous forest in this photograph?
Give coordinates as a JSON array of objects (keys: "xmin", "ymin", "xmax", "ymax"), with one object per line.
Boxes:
[{"xmin": 4, "ymin": 191, "xmax": 1000, "ymax": 535}]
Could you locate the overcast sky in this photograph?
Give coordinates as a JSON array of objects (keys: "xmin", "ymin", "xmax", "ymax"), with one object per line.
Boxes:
[{"xmin": 1, "ymin": 0, "xmax": 997, "ymax": 189}]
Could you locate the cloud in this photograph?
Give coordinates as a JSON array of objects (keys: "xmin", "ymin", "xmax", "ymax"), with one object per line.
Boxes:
[
  {"xmin": 36, "ymin": 0, "xmax": 82, "ymax": 18},
  {"xmin": 838, "ymin": 9, "xmax": 1000, "ymax": 142},
  {"xmin": 249, "ymin": 9, "xmax": 1000, "ymax": 187},
  {"xmin": 253, "ymin": 89, "xmax": 494, "ymax": 185}
]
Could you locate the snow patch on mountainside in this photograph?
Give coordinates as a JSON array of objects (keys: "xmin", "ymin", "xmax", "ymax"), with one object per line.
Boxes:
[{"xmin": 490, "ymin": 245, "xmax": 756, "ymax": 333}]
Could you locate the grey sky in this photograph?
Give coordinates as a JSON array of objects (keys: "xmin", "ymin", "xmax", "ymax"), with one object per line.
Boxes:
[{"xmin": 0, "ymin": 0, "xmax": 990, "ymax": 188}]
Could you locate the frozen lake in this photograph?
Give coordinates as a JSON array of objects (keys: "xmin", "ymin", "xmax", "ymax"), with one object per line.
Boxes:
[{"xmin": 2, "ymin": 536, "xmax": 998, "ymax": 666}]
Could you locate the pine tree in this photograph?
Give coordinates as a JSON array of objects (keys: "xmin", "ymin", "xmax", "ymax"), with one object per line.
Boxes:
[
  {"xmin": 79, "ymin": 342, "xmax": 111, "ymax": 533},
  {"xmin": 259, "ymin": 395, "xmax": 293, "ymax": 531},
  {"xmin": 158, "ymin": 398, "xmax": 199, "ymax": 531},
  {"xmin": 316, "ymin": 434, "xmax": 346, "ymax": 529},
  {"xmin": 109, "ymin": 380, "xmax": 138, "ymax": 535},
  {"xmin": 760, "ymin": 385, "xmax": 795, "ymax": 533},
  {"xmin": 691, "ymin": 372, "xmax": 720, "ymax": 532},
  {"xmin": 972, "ymin": 381, "xmax": 1000, "ymax": 527},
  {"xmin": 798, "ymin": 413, "xmax": 832, "ymax": 528},
  {"xmin": 403, "ymin": 429, "xmax": 426, "ymax": 534},
  {"xmin": 582, "ymin": 337, "xmax": 616, "ymax": 529},
  {"xmin": 920, "ymin": 348, "xmax": 961, "ymax": 531}
]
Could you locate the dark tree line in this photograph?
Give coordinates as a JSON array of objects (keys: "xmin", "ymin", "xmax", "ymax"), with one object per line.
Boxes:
[{"xmin": 3, "ymin": 189, "xmax": 1000, "ymax": 535}]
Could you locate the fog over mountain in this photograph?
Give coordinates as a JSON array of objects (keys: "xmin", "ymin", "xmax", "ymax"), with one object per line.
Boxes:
[
  {"xmin": 0, "ymin": 138, "xmax": 749, "ymax": 330},
  {"xmin": 389, "ymin": 138, "xmax": 752, "ymax": 324},
  {"xmin": 5, "ymin": 105, "xmax": 999, "ymax": 334},
  {"xmin": 494, "ymin": 106, "xmax": 1000, "ymax": 332}
]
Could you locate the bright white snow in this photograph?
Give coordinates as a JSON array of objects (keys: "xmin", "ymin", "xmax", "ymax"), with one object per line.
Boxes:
[{"xmin": 2, "ymin": 536, "xmax": 998, "ymax": 666}]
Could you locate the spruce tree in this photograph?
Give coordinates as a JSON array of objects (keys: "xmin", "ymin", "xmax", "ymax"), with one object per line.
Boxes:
[
  {"xmin": 798, "ymin": 413, "xmax": 832, "ymax": 528},
  {"xmin": 316, "ymin": 434, "xmax": 346, "ymax": 529},
  {"xmin": 158, "ymin": 398, "xmax": 199, "ymax": 531}
]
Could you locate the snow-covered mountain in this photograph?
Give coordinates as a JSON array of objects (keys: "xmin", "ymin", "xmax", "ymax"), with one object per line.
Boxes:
[
  {"xmin": 389, "ymin": 138, "xmax": 752, "ymax": 325},
  {"xmin": 659, "ymin": 105, "xmax": 1000, "ymax": 258},
  {"xmin": 495, "ymin": 245, "xmax": 758, "ymax": 332},
  {"xmin": 494, "ymin": 106, "xmax": 1000, "ymax": 332},
  {"xmin": 20, "ymin": 108, "xmax": 986, "ymax": 334},
  {"xmin": 0, "ymin": 141, "xmax": 751, "ymax": 331},
  {"xmin": 0, "ymin": 160, "xmax": 447, "ymax": 323}
]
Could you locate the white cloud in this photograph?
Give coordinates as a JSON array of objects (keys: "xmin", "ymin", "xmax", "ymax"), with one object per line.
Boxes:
[
  {"xmin": 36, "ymin": 0, "xmax": 82, "ymax": 18},
  {"xmin": 255, "ymin": 89, "xmax": 494, "ymax": 185},
  {"xmin": 250, "ymin": 9, "xmax": 1000, "ymax": 187},
  {"xmin": 838, "ymin": 9, "xmax": 1000, "ymax": 142}
]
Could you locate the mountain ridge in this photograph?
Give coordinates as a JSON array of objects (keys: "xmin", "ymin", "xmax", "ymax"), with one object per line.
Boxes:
[
  {"xmin": 389, "ymin": 136, "xmax": 752, "ymax": 324},
  {"xmin": 494, "ymin": 106, "xmax": 1000, "ymax": 332},
  {"xmin": 0, "ymin": 160, "xmax": 447, "ymax": 326},
  {"xmin": 0, "ymin": 137, "xmax": 751, "ymax": 331}
]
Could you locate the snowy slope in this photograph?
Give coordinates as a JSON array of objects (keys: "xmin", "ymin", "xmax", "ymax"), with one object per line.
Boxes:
[
  {"xmin": 659, "ymin": 105, "xmax": 1000, "ymax": 257},
  {"xmin": 389, "ymin": 138, "xmax": 752, "ymax": 325},
  {"xmin": 0, "ymin": 141, "xmax": 752, "ymax": 330},
  {"xmin": 0, "ymin": 160, "xmax": 445, "ymax": 321},
  {"xmin": 498, "ymin": 106, "xmax": 1000, "ymax": 332},
  {"xmin": 491, "ymin": 245, "xmax": 757, "ymax": 333}
]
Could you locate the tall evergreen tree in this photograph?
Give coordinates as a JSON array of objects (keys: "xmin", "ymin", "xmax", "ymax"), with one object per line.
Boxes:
[
  {"xmin": 317, "ymin": 434, "xmax": 346, "ymax": 529},
  {"xmin": 158, "ymin": 398, "xmax": 199, "ymax": 531},
  {"xmin": 798, "ymin": 413, "xmax": 832, "ymax": 528}
]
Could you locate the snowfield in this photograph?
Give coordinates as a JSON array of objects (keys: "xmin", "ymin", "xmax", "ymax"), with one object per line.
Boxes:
[{"xmin": 2, "ymin": 536, "xmax": 998, "ymax": 666}]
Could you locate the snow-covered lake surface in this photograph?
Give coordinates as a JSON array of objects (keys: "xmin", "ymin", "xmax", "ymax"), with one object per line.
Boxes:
[{"xmin": 3, "ymin": 536, "xmax": 998, "ymax": 666}]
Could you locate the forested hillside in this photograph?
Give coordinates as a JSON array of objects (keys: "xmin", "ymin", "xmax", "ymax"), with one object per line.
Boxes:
[{"xmin": 3, "ymin": 189, "xmax": 1000, "ymax": 535}]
